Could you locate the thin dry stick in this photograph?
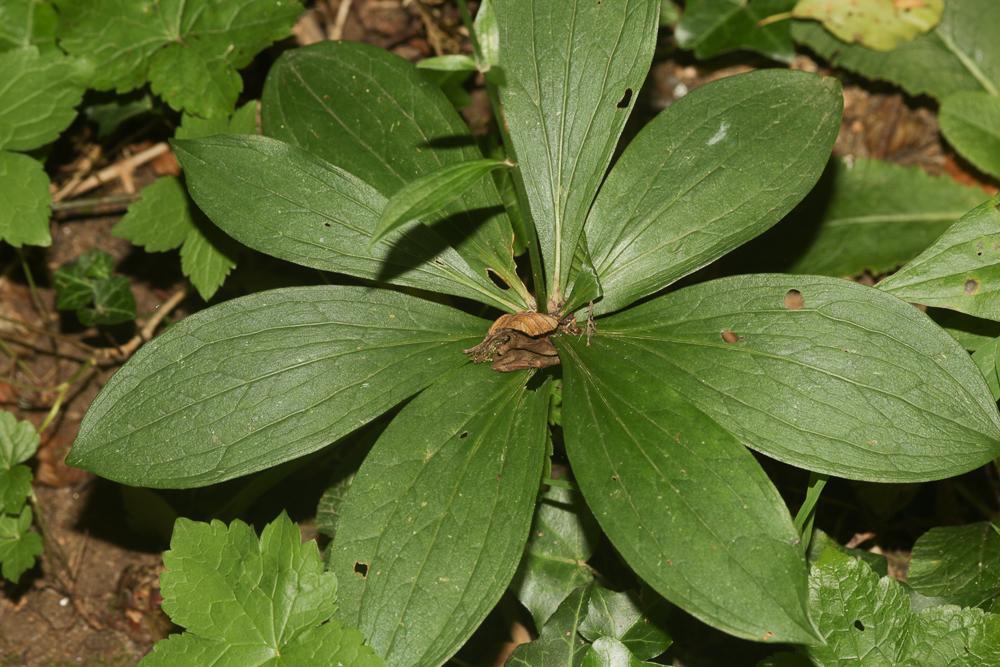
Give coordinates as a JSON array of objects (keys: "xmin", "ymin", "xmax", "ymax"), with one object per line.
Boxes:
[
  {"xmin": 98, "ymin": 288, "xmax": 188, "ymax": 363},
  {"xmin": 331, "ymin": 0, "xmax": 354, "ymax": 40},
  {"xmin": 54, "ymin": 142, "xmax": 169, "ymax": 202}
]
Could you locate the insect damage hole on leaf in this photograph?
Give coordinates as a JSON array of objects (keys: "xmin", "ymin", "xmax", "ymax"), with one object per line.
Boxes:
[
  {"xmin": 783, "ymin": 289, "xmax": 805, "ymax": 310},
  {"xmin": 616, "ymin": 88, "xmax": 633, "ymax": 109},
  {"xmin": 853, "ymin": 620, "xmax": 865, "ymax": 631},
  {"xmin": 354, "ymin": 561, "xmax": 369, "ymax": 578},
  {"xmin": 964, "ymin": 279, "xmax": 980, "ymax": 295}
]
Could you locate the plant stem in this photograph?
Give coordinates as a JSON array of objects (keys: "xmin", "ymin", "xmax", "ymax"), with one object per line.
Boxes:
[
  {"xmin": 38, "ymin": 357, "xmax": 96, "ymax": 434},
  {"xmin": 17, "ymin": 248, "xmax": 50, "ymax": 321},
  {"xmin": 456, "ymin": 0, "xmax": 547, "ymax": 311},
  {"xmin": 793, "ymin": 471, "xmax": 828, "ymax": 554}
]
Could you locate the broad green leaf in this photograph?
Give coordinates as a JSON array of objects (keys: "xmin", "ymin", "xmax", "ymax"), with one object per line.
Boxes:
[
  {"xmin": 564, "ymin": 235, "xmax": 603, "ymax": 315},
  {"xmin": 511, "ymin": 485, "xmax": 600, "ymax": 629},
  {"xmin": 0, "ymin": 47, "xmax": 87, "ymax": 151},
  {"xmin": 0, "ymin": 151, "xmax": 50, "ymax": 247},
  {"xmin": 473, "ymin": 0, "xmax": 499, "ymax": 70},
  {"xmin": 931, "ymin": 309, "xmax": 1000, "ymax": 351},
  {"xmin": 0, "ymin": 507, "xmax": 41, "ymax": 582},
  {"xmin": 675, "ymin": 0, "xmax": 797, "ymax": 63},
  {"xmin": 880, "ymin": 196, "xmax": 1000, "ymax": 322},
  {"xmin": 174, "ymin": 135, "xmax": 523, "ymax": 312},
  {"xmin": 908, "ymin": 522, "xmax": 1000, "ymax": 609},
  {"xmin": 583, "ymin": 70, "xmax": 841, "ymax": 315},
  {"xmin": 53, "ymin": 250, "xmax": 136, "ymax": 326},
  {"xmin": 940, "ymin": 92, "xmax": 1000, "ymax": 180},
  {"xmin": 331, "ymin": 365, "xmax": 550, "ymax": 666},
  {"xmin": 792, "ymin": 0, "xmax": 1000, "ymax": 101},
  {"xmin": 558, "ymin": 335, "xmax": 817, "ymax": 644},
  {"xmin": 793, "ymin": 0, "xmax": 942, "ymax": 51},
  {"xmin": 783, "ymin": 159, "xmax": 986, "ymax": 277},
  {"xmin": 0, "ymin": 0, "xmax": 58, "ymax": 53},
  {"xmin": 262, "ymin": 41, "xmax": 527, "ymax": 308},
  {"xmin": 579, "ymin": 586, "xmax": 672, "ymax": 660},
  {"xmin": 581, "ymin": 637, "xmax": 658, "ymax": 667},
  {"xmin": 807, "ymin": 548, "xmax": 1000, "ymax": 666},
  {"xmin": 602, "ymin": 274, "xmax": 1000, "ymax": 481},
  {"xmin": 56, "ymin": 0, "xmax": 300, "ymax": 116},
  {"xmin": 372, "ymin": 159, "xmax": 511, "ymax": 244},
  {"xmin": 142, "ymin": 513, "xmax": 383, "ymax": 667},
  {"xmin": 176, "ymin": 100, "xmax": 257, "ymax": 139},
  {"xmin": 67, "ymin": 286, "xmax": 485, "ymax": 488},
  {"xmin": 495, "ymin": 0, "xmax": 660, "ymax": 302},
  {"xmin": 973, "ymin": 337, "xmax": 1000, "ymax": 400},
  {"xmin": 508, "ymin": 585, "xmax": 592, "ymax": 666},
  {"xmin": 0, "ymin": 412, "xmax": 38, "ymax": 469}
]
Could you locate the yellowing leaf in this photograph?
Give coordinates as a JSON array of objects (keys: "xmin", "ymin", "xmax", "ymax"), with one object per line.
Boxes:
[{"xmin": 794, "ymin": 0, "xmax": 943, "ymax": 51}]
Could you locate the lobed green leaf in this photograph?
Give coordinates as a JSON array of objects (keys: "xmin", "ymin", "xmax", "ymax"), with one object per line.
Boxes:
[
  {"xmin": 508, "ymin": 585, "xmax": 592, "ymax": 666},
  {"xmin": 0, "ymin": 151, "xmax": 50, "ymax": 247},
  {"xmin": 908, "ymin": 522, "xmax": 1000, "ymax": 609},
  {"xmin": 0, "ymin": 47, "xmax": 87, "ymax": 151}
]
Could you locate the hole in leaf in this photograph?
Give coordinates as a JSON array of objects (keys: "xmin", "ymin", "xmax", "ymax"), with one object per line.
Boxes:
[
  {"xmin": 617, "ymin": 88, "xmax": 633, "ymax": 108},
  {"xmin": 965, "ymin": 279, "xmax": 980, "ymax": 295},
  {"xmin": 459, "ymin": 431, "xmax": 469, "ymax": 439},
  {"xmin": 487, "ymin": 269, "xmax": 510, "ymax": 290},
  {"xmin": 854, "ymin": 620, "xmax": 865, "ymax": 631},
  {"xmin": 354, "ymin": 561, "xmax": 369, "ymax": 578},
  {"xmin": 721, "ymin": 329, "xmax": 740, "ymax": 344},
  {"xmin": 324, "ymin": 223, "xmax": 331, "ymax": 228},
  {"xmin": 783, "ymin": 289, "xmax": 805, "ymax": 310}
]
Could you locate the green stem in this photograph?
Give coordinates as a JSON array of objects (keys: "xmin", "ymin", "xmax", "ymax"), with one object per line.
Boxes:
[
  {"xmin": 38, "ymin": 357, "xmax": 96, "ymax": 435},
  {"xmin": 793, "ymin": 472, "xmax": 828, "ymax": 554},
  {"xmin": 17, "ymin": 248, "xmax": 49, "ymax": 320}
]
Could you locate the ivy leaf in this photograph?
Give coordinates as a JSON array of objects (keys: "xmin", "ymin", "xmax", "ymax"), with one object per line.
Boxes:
[
  {"xmin": 792, "ymin": 0, "xmax": 942, "ymax": 51},
  {"xmin": 675, "ymin": 0, "xmax": 797, "ymax": 63},
  {"xmin": 511, "ymin": 485, "xmax": 600, "ymax": 629},
  {"xmin": 581, "ymin": 69, "xmax": 840, "ymax": 315},
  {"xmin": 0, "ymin": 506, "xmax": 42, "ymax": 582},
  {"xmin": 880, "ymin": 195, "xmax": 1000, "ymax": 322},
  {"xmin": 908, "ymin": 522, "xmax": 1000, "ymax": 609},
  {"xmin": 331, "ymin": 365, "xmax": 549, "ymax": 666},
  {"xmin": 0, "ymin": 47, "xmax": 88, "ymax": 151},
  {"xmin": 780, "ymin": 158, "xmax": 986, "ymax": 277},
  {"xmin": 68, "ymin": 286, "xmax": 485, "ymax": 488},
  {"xmin": 141, "ymin": 513, "xmax": 383, "ymax": 667},
  {"xmin": 940, "ymin": 92, "xmax": 1000, "ymax": 180},
  {"xmin": 0, "ymin": 0, "xmax": 58, "ymax": 53},
  {"xmin": 0, "ymin": 151, "xmax": 50, "ymax": 247},
  {"xmin": 53, "ymin": 250, "xmax": 136, "ymax": 326},
  {"xmin": 495, "ymin": 0, "xmax": 660, "ymax": 300},
  {"xmin": 579, "ymin": 586, "xmax": 672, "ymax": 660},
  {"xmin": 558, "ymin": 335, "xmax": 817, "ymax": 644},
  {"xmin": 262, "ymin": 41, "xmax": 528, "ymax": 309},
  {"xmin": 371, "ymin": 159, "xmax": 512, "ymax": 245},
  {"xmin": 601, "ymin": 274, "xmax": 1000, "ymax": 482},
  {"xmin": 56, "ymin": 0, "xmax": 301, "ymax": 117},
  {"xmin": 508, "ymin": 585, "xmax": 592, "ymax": 666},
  {"xmin": 581, "ymin": 637, "xmax": 659, "ymax": 667}
]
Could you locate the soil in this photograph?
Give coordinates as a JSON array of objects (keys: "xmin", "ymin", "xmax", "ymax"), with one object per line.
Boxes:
[{"xmin": 1, "ymin": 2, "xmax": 997, "ymax": 666}]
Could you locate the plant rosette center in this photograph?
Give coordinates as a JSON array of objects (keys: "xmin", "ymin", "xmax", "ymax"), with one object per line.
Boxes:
[{"xmin": 464, "ymin": 310, "xmax": 582, "ymax": 372}]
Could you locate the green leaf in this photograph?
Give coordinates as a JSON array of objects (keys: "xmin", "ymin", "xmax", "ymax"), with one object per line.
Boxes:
[
  {"xmin": 582, "ymin": 70, "xmax": 841, "ymax": 315},
  {"xmin": 581, "ymin": 637, "xmax": 658, "ymax": 667},
  {"xmin": 807, "ymin": 548, "xmax": 1000, "ymax": 666},
  {"xmin": 417, "ymin": 54, "xmax": 478, "ymax": 72},
  {"xmin": 84, "ymin": 93, "xmax": 154, "ymax": 138},
  {"xmin": 675, "ymin": 0, "xmax": 797, "ymax": 63},
  {"xmin": 558, "ymin": 335, "xmax": 817, "ymax": 644},
  {"xmin": 792, "ymin": 0, "xmax": 1000, "ymax": 101},
  {"xmin": 473, "ymin": 0, "xmax": 500, "ymax": 70},
  {"xmin": 176, "ymin": 100, "xmax": 257, "ymax": 140},
  {"xmin": 179, "ymin": 220, "xmax": 238, "ymax": 301},
  {"xmin": 0, "ymin": 0, "xmax": 58, "ymax": 53},
  {"xmin": 67, "ymin": 286, "xmax": 485, "ymax": 488},
  {"xmin": 495, "ymin": 0, "xmax": 660, "ymax": 302},
  {"xmin": 53, "ymin": 250, "xmax": 136, "ymax": 326},
  {"xmin": 142, "ymin": 513, "xmax": 383, "ymax": 667},
  {"xmin": 56, "ymin": 0, "xmax": 301, "ymax": 116},
  {"xmin": 783, "ymin": 158, "xmax": 986, "ymax": 277},
  {"xmin": 0, "ymin": 150, "xmax": 50, "ymax": 247},
  {"xmin": 793, "ymin": 0, "xmax": 942, "ymax": 51},
  {"xmin": 880, "ymin": 195, "xmax": 1000, "ymax": 322},
  {"xmin": 602, "ymin": 274, "xmax": 1000, "ymax": 482},
  {"xmin": 0, "ymin": 412, "xmax": 40, "ymax": 469},
  {"xmin": 908, "ymin": 522, "xmax": 1000, "ymax": 609},
  {"xmin": 511, "ymin": 485, "xmax": 600, "ymax": 629},
  {"xmin": 174, "ymin": 135, "xmax": 523, "ymax": 312},
  {"xmin": 973, "ymin": 337, "xmax": 1000, "ymax": 400},
  {"xmin": 262, "ymin": 41, "xmax": 527, "ymax": 309},
  {"xmin": 331, "ymin": 365, "xmax": 550, "ymax": 666},
  {"xmin": 372, "ymin": 159, "xmax": 511, "ymax": 244},
  {"xmin": 930, "ymin": 309, "xmax": 1000, "ymax": 352},
  {"xmin": 0, "ymin": 506, "xmax": 41, "ymax": 582},
  {"xmin": 508, "ymin": 585, "xmax": 592, "ymax": 666},
  {"xmin": 940, "ymin": 92, "xmax": 1000, "ymax": 180},
  {"xmin": 0, "ymin": 466, "xmax": 31, "ymax": 516},
  {"xmin": 0, "ymin": 47, "xmax": 87, "ymax": 151},
  {"xmin": 579, "ymin": 586, "xmax": 672, "ymax": 660}
]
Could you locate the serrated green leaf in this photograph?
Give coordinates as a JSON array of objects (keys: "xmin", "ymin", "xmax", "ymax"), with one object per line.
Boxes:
[
  {"xmin": 0, "ymin": 47, "xmax": 87, "ymax": 151},
  {"xmin": 581, "ymin": 637, "xmax": 658, "ymax": 667},
  {"xmin": 511, "ymin": 485, "xmax": 600, "ymax": 629},
  {"xmin": 558, "ymin": 334, "xmax": 817, "ymax": 644},
  {"xmin": 0, "ymin": 411, "xmax": 39, "ymax": 468},
  {"xmin": 148, "ymin": 42, "xmax": 242, "ymax": 118},
  {"xmin": 176, "ymin": 100, "xmax": 257, "ymax": 140},
  {"xmin": 579, "ymin": 586, "xmax": 672, "ymax": 660},
  {"xmin": 495, "ymin": 0, "xmax": 659, "ymax": 302},
  {"xmin": 507, "ymin": 585, "xmax": 592, "ymax": 667},
  {"xmin": 372, "ymin": 159, "xmax": 511, "ymax": 244},
  {"xmin": 0, "ymin": 466, "xmax": 32, "ymax": 515},
  {"xmin": 908, "ymin": 522, "xmax": 1000, "ymax": 609},
  {"xmin": 53, "ymin": 251, "xmax": 136, "ymax": 326},
  {"xmin": 0, "ymin": 0, "xmax": 58, "ymax": 53},
  {"xmin": 331, "ymin": 365, "xmax": 549, "ymax": 666},
  {"xmin": 179, "ymin": 219, "xmax": 238, "ymax": 300},
  {"xmin": 792, "ymin": 0, "xmax": 1000, "ymax": 101},
  {"xmin": 972, "ymin": 337, "xmax": 1000, "ymax": 400},
  {"xmin": 581, "ymin": 70, "xmax": 841, "ymax": 315},
  {"xmin": 68, "ymin": 287, "xmax": 484, "ymax": 488},
  {"xmin": 880, "ymin": 195, "xmax": 1000, "ymax": 322},
  {"xmin": 262, "ymin": 41, "xmax": 528, "ymax": 309},
  {"xmin": 142, "ymin": 513, "xmax": 383, "ymax": 667},
  {"xmin": 675, "ymin": 0, "xmax": 796, "ymax": 63},
  {"xmin": 783, "ymin": 159, "xmax": 986, "ymax": 277},
  {"xmin": 0, "ymin": 151, "xmax": 50, "ymax": 247},
  {"xmin": 601, "ymin": 274, "xmax": 1000, "ymax": 481},
  {"xmin": 940, "ymin": 92, "xmax": 1000, "ymax": 180},
  {"xmin": 114, "ymin": 177, "xmax": 193, "ymax": 252},
  {"xmin": 793, "ymin": 0, "xmax": 942, "ymax": 51},
  {"xmin": 0, "ymin": 506, "xmax": 41, "ymax": 582}
]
